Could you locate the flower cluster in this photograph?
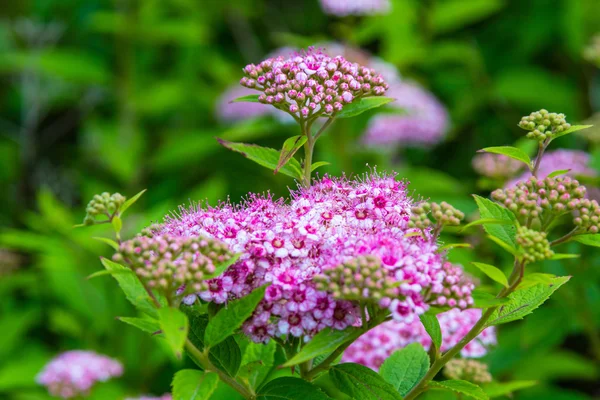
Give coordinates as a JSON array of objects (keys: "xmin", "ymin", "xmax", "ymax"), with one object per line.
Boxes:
[
  {"xmin": 153, "ymin": 173, "xmax": 473, "ymax": 342},
  {"xmin": 518, "ymin": 109, "xmax": 571, "ymax": 142},
  {"xmin": 342, "ymin": 308, "xmax": 496, "ymax": 370},
  {"xmin": 319, "ymin": 0, "xmax": 391, "ymax": 17},
  {"xmin": 444, "ymin": 359, "xmax": 492, "ymax": 384},
  {"xmin": 114, "ymin": 235, "xmax": 235, "ymax": 297},
  {"xmin": 472, "ymin": 153, "xmax": 523, "ymax": 179},
  {"xmin": 126, "ymin": 395, "xmax": 172, "ymax": 400},
  {"xmin": 508, "ymin": 150, "xmax": 595, "ymax": 187},
  {"xmin": 37, "ymin": 350, "xmax": 123, "ymax": 399},
  {"xmin": 83, "ymin": 192, "xmax": 125, "ymax": 225},
  {"xmin": 516, "ymin": 226, "xmax": 554, "ymax": 263},
  {"xmin": 409, "ymin": 201, "xmax": 465, "ymax": 231},
  {"xmin": 240, "ymin": 47, "xmax": 389, "ymax": 120},
  {"xmin": 362, "ymin": 81, "xmax": 449, "ymax": 148}
]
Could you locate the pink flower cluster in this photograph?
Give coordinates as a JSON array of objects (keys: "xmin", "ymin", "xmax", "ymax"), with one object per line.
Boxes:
[
  {"xmin": 240, "ymin": 47, "xmax": 389, "ymax": 120},
  {"xmin": 36, "ymin": 350, "xmax": 123, "ymax": 398},
  {"xmin": 155, "ymin": 173, "xmax": 473, "ymax": 342},
  {"xmin": 319, "ymin": 0, "xmax": 391, "ymax": 16},
  {"xmin": 362, "ymin": 81, "xmax": 449, "ymax": 148},
  {"xmin": 343, "ymin": 309, "xmax": 497, "ymax": 370}
]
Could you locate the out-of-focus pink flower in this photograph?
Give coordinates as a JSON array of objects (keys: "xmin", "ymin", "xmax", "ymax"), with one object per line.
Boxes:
[
  {"xmin": 36, "ymin": 350, "xmax": 123, "ymax": 398},
  {"xmin": 473, "ymin": 153, "xmax": 524, "ymax": 179},
  {"xmin": 319, "ymin": 0, "xmax": 391, "ymax": 16},
  {"xmin": 216, "ymin": 86, "xmax": 273, "ymax": 123},
  {"xmin": 343, "ymin": 308, "xmax": 496, "ymax": 370}
]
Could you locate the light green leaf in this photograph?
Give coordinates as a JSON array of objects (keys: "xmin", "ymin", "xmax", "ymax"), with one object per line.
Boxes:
[
  {"xmin": 218, "ymin": 139, "xmax": 302, "ymax": 179},
  {"xmin": 120, "ymin": 189, "xmax": 147, "ymax": 215},
  {"xmin": 471, "ymin": 290, "xmax": 511, "ymax": 308},
  {"xmin": 158, "ymin": 307, "xmax": 189, "ymax": 358},
  {"xmin": 517, "ymin": 273, "xmax": 557, "ymax": 291},
  {"xmin": 276, "ymin": 135, "xmax": 307, "ymax": 173},
  {"xmin": 92, "ymin": 236, "xmax": 119, "ymax": 251},
  {"xmin": 552, "ymin": 125, "xmax": 593, "ymax": 140},
  {"xmin": 473, "ymin": 195, "xmax": 518, "ymax": 250},
  {"xmin": 419, "ymin": 314, "xmax": 442, "ymax": 351},
  {"xmin": 231, "ymin": 94, "xmax": 260, "ymax": 103},
  {"xmin": 572, "ymin": 234, "xmax": 600, "ymax": 247},
  {"xmin": 438, "ymin": 243, "xmax": 472, "ymax": 252},
  {"xmin": 204, "ymin": 285, "xmax": 267, "ymax": 348},
  {"xmin": 257, "ymin": 377, "xmax": 331, "ymax": 400},
  {"xmin": 486, "ymin": 235, "xmax": 519, "ymax": 256},
  {"xmin": 111, "ymin": 216, "xmax": 122, "ymax": 234},
  {"xmin": 479, "ymin": 146, "xmax": 532, "ymax": 168},
  {"xmin": 459, "ymin": 218, "xmax": 512, "ymax": 233},
  {"xmin": 547, "ymin": 169, "xmax": 571, "ymax": 178},
  {"xmin": 311, "ymin": 161, "xmax": 331, "ymax": 172},
  {"xmin": 482, "ymin": 380, "xmax": 537, "ymax": 398},
  {"xmin": 488, "ymin": 276, "xmax": 570, "ymax": 326},
  {"xmin": 549, "ymin": 253, "xmax": 579, "ymax": 260},
  {"xmin": 429, "ymin": 380, "xmax": 488, "ymax": 400},
  {"xmin": 471, "ymin": 262, "xmax": 509, "ymax": 287},
  {"xmin": 380, "ymin": 343, "xmax": 429, "ymax": 397},
  {"xmin": 172, "ymin": 369, "xmax": 219, "ymax": 400},
  {"xmin": 86, "ymin": 269, "xmax": 113, "ymax": 280},
  {"xmin": 118, "ymin": 316, "xmax": 160, "ymax": 334},
  {"xmin": 283, "ymin": 327, "xmax": 357, "ymax": 367},
  {"xmin": 336, "ymin": 97, "xmax": 395, "ymax": 118},
  {"xmin": 203, "ymin": 253, "xmax": 241, "ymax": 280},
  {"xmin": 330, "ymin": 363, "xmax": 403, "ymax": 400}
]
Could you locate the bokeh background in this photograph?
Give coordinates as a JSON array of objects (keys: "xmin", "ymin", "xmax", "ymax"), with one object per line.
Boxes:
[{"xmin": 1, "ymin": 0, "xmax": 600, "ymax": 399}]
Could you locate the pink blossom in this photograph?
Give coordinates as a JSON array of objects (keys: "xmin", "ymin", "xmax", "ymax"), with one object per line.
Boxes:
[{"xmin": 319, "ymin": 0, "xmax": 391, "ymax": 16}]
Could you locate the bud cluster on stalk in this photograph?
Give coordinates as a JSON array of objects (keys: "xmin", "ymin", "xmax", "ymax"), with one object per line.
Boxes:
[
  {"xmin": 113, "ymin": 234, "xmax": 235, "ymax": 296},
  {"xmin": 444, "ymin": 359, "xmax": 492, "ymax": 384},
  {"xmin": 409, "ymin": 201, "xmax": 465, "ymax": 231},
  {"xmin": 83, "ymin": 192, "xmax": 126, "ymax": 225},
  {"xmin": 518, "ymin": 109, "xmax": 571, "ymax": 142},
  {"xmin": 516, "ymin": 226, "xmax": 554, "ymax": 263}
]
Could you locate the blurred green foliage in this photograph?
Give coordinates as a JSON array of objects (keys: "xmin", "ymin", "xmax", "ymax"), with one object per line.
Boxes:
[{"xmin": 1, "ymin": 0, "xmax": 599, "ymax": 399}]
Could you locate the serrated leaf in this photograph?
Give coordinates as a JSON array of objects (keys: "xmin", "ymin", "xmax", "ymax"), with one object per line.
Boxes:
[
  {"xmin": 336, "ymin": 97, "xmax": 394, "ymax": 118},
  {"xmin": 487, "ymin": 276, "xmax": 570, "ymax": 326},
  {"xmin": 482, "ymin": 380, "xmax": 537, "ymax": 398},
  {"xmin": 100, "ymin": 258, "xmax": 158, "ymax": 318},
  {"xmin": 330, "ymin": 363, "xmax": 403, "ymax": 400},
  {"xmin": 517, "ymin": 273, "xmax": 557, "ymax": 291},
  {"xmin": 547, "ymin": 169, "xmax": 571, "ymax": 178},
  {"xmin": 172, "ymin": 369, "xmax": 219, "ymax": 400},
  {"xmin": 231, "ymin": 94, "xmax": 260, "ymax": 103},
  {"xmin": 380, "ymin": 343, "xmax": 429, "ymax": 397},
  {"xmin": 471, "ymin": 290, "xmax": 511, "ymax": 308},
  {"xmin": 429, "ymin": 380, "xmax": 488, "ymax": 400},
  {"xmin": 459, "ymin": 218, "xmax": 512, "ymax": 233},
  {"xmin": 419, "ymin": 314, "xmax": 442, "ymax": 351},
  {"xmin": 572, "ymin": 234, "xmax": 600, "ymax": 247},
  {"xmin": 203, "ymin": 253, "xmax": 241, "ymax": 280},
  {"xmin": 552, "ymin": 125, "xmax": 593, "ymax": 140},
  {"xmin": 158, "ymin": 307, "xmax": 189, "ymax": 358},
  {"xmin": 479, "ymin": 146, "xmax": 531, "ymax": 168},
  {"xmin": 276, "ymin": 135, "xmax": 307, "ymax": 173},
  {"xmin": 92, "ymin": 237, "xmax": 119, "ymax": 251},
  {"xmin": 473, "ymin": 195, "xmax": 518, "ymax": 249},
  {"xmin": 471, "ymin": 262, "xmax": 508, "ymax": 287},
  {"xmin": 238, "ymin": 339, "xmax": 276, "ymax": 388},
  {"xmin": 218, "ymin": 139, "xmax": 302, "ymax": 179},
  {"xmin": 283, "ymin": 327, "xmax": 356, "ymax": 367},
  {"xmin": 120, "ymin": 189, "xmax": 147, "ymax": 215},
  {"xmin": 118, "ymin": 316, "xmax": 160, "ymax": 334},
  {"xmin": 311, "ymin": 161, "xmax": 331, "ymax": 172},
  {"xmin": 204, "ymin": 285, "xmax": 267, "ymax": 348},
  {"xmin": 256, "ymin": 377, "xmax": 331, "ymax": 400}
]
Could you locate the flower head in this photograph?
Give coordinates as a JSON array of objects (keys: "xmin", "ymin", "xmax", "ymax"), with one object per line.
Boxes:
[
  {"xmin": 83, "ymin": 192, "xmax": 125, "ymax": 225},
  {"xmin": 508, "ymin": 150, "xmax": 595, "ymax": 186},
  {"xmin": 444, "ymin": 359, "xmax": 492, "ymax": 384},
  {"xmin": 319, "ymin": 0, "xmax": 391, "ymax": 16},
  {"xmin": 518, "ymin": 109, "xmax": 571, "ymax": 142},
  {"xmin": 37, "ymin": 350, "xmax": 123, "ymax": 398}
]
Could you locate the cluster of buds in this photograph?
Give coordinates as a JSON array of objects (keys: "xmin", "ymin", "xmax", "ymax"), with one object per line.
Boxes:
[
  {"xmin": 83, "ymin": 192, "xmax": 126, "ymax": 225},
  {"xmin": 472, "ymin": 153, "xmax": 523, "ymax": 179},
  {"xmin": 430, "ymin": 262, "xmax": 475, "ymax": 309},
  {"xmin": 444, "ymin": 359, "xmax": 492, "ymax": 384},
  {"xmin": 516, "ymin": 226, "xmax": 554, "ymax": 263},
  {"xmin": 409, "ymin": 202, "xmax": 465, "ymax": 231},
  {"xmin": 240, "ymin": 47, "xmax": 388, "ymax": 120},
  {"xmin": 113, "ymin": 234, "xmax": 235, "ymax": 296},
  {"xmin": 574, "ymin": 198, "xmax": 600, "ymax": 233},
  {"xmin": 314, "ymin": 256, "xmax": 396, "ymax": 303},
  {"xmin": 518, "ymin": 109, "xmax": 571, "ymax": 142}
]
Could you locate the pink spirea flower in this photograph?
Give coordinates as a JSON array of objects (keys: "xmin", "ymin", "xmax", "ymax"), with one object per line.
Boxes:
[
  {"xmin": 216, "ymin": 86, "xmax": 272, "ymax": 123},
  {"xmin": 343, "ymin": 308, "xmax": 496, "ymax": 371},
  {"xmin": 36, "ymin": 350, "xmax": 123, "ymax": 398},
  {"xmin": 319, "ymin": 0, "xmax": 391, "ymax": 16},
  {"xmin": 508, "ymin": 150, "xmax": 595, "ymax": 187},
  {"xmin": 363, "ymin": 81, "xmax": 449, "ymax": 148},
  {"xmin": 126, "ymin": 395, "xmax": 172, "ymax": 400},
  {"xmin": 473, "ymin": 153, "xmax": 524, "ymax": 179},
  {"xmin": 156, "ymin": 173, "xmax": 473, "ymax": 342}
]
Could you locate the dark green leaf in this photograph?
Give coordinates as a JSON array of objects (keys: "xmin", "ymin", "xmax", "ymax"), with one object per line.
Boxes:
[
  {"xmin": 120, "ymin": 189, "xmax": 147, "ymax": 215},
  {"xmin": 158, "ymin": 307, "xmax": 189, "ymax": 358},
  {"xmin": 429, "ymin": 380, "xmax": 488, "ymax": 400},
  {"xmin": 479, "ymin": 146, "xmax": 531, "ymax": 168},
  {"xmin": 471, "ymin": 290, "xmax": 511, "ymax": 308},
  {"xmin": 380, "ymin": 343, "xmax": 429, "ymax": 397},
  {"xmin": 118, "ymin": 316, "xmax": 160, "ymax": 334},
  {"xmin": 257, "ymin": 377, "xmax": 331, "ymax": 400},
  {"xmin": 283, "ymin": 327, "xmax": 356, "ymax": 367},
  {"xmin": 336, "ymin": 97, "xmax": 395, "ymax": 118},
  {"xmin": 430, "ymin": 0, "xmax": 504, "ymax": 34},
  {"xmin": 419, "ymin": 315, "xmax": 442, "ymax": 351},
  {"xmin": 473, "ymin": 195, "xmax": 517, "ymax": 250},
  {"xmin": 276, "ymin": 135, "xmax": 307, "ymax": 173},
  {"xmin": 172, "ymin": 369, "xmax": 219, "ymax": 400},
  {"xmin": 482, "ymin": 381, "xmax": 537, "ymax": 398},
  {"xmin": 470, "ymin": 262, "xmax": 508, "ymax": 287},
  {"xmin": 330, "ymin": 363, "xmax": 403, "ymax": 400},
  {"xmin": 238, "ymin": 339, "xmax": 276, "ymax": 389},
  {"xmin": 231, "ymin": 94, "xmax": 260, "ymax": 103},
  {"xmin": 572, "ymin": 234, "xmax": 600, "ymax": 248}
]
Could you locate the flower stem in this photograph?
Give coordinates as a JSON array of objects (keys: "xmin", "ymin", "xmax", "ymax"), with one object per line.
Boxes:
[
  {"xmin": 303, "ymin": 134, "xmax": 314, "ymax": 187},
  {"xmin": 531, "ymin": 139, "xmax": 550, "ymax": 177}
]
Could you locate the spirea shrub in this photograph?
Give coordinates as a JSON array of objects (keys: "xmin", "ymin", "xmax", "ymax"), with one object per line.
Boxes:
[{"xmin": 61, "ymin": 46, "xmax": 597, "ymax": 400}]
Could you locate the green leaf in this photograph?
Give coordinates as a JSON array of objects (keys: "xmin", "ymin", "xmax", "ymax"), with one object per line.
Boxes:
[
  {"xmin": 336, "ymin": 97, "xmax": 395, "ymax": 118},
  {"xmin": 231, "ymin": 94, "xmax": 260, "ymax": 103},
  {"xmin": 238, "ymin": 339, "xmax": 276, "ymax": 389},
  {"xmin": 419, "ymin": 314, "xmax": 442, "ymax": 351},
  {"xmin": 486, "ymin": 235, "xmax": 519, "ymax": 256},
  {"xmin": 86, "ymin": 269, "xmax": 113, "ymax": 280},
  {"xmin": 203, "ymin": 253, "xmax": 241, "ymax": 280},
  {"xmin": 482, "ymin": 381, "xmax": 537, "ymax": 398},
  {"xmin": 120, "ymin": 189, "xmax": 147, "ymax": 215},
  {"xmin": 547, "ymin": 169, "xmax": 571, "ymax": 178},
  {"xmin": 517, "ymin": 273, "xmax": 557, "ymax": 291},
  {"xmin": 204, "ymin": 285, "xmax": 267, "ymax": 348},
  {"xmin": 283, "ymin": 327, "xmax": 357, "ymax": 367},
  {"xmin": 572, "ymin": 234, "xmax": 600, "ymax": 247},
  {"xmin": 549, "ymin": 253, "xmax": 579, "ymax": 260},
  {"xmin": 100, "ymin": 258, "xmax": 158, "ymax": 318},
  {"xmin": 438, "ymin": 243, "xmax": 472, "ymax": 252},
  {"xmin": 92, "ymin": 236, "xmax": 119, "ymax": 251},
  {"xmin": 330, "ymin": 363, "xmax": 403, "ymax": 400},
  {"xmin": 158, "ymin": 307, "xmax": 189, "ymax": 358},
  {"xmin": 118, "ymin": 316, "xmax": 160, "ymax": 334},
  {"xmin": 172, "ymin": 369, "xmax": 219, "ymax": 400},
  {"xmin": 257, "ymin": 377, "xmax": 331, "ymax": 400},
  {"xmin": 488, "ymin": 276, "xmax": 571, "ymax": 326},
  {"xmin": 380, "ymin": 343, "xmax": 429, "ymax": 397},
  {"xmin": 218, "ymin": 139, "xmax": 302, "ymax": 179},
  {"xmin": 429, "ymin": 380, "xmax": 488, "ymax": 400},
  {"xmin": 471, "ymin": 262, "xmax": 509, "ymax": 287},
  {"xmin": 111, "ymin": 216, "xmax": 122, "ymax": 234},
  {"xmin": 473, "ymin": 195, "xmax": 518, "ymax": 250},
  {"xmin": 471, "ymin": 290, "xmax": 511, "ymax": 308},
  {"xmin": 311, "ymin": 161, "xmax": 331, "ymax": 172},
  {"xmin": 552, "ymin": 125, "xmax": 593, "ymax": 140},
  {"xmin": 430, "ymin": 0, "xmax": 504, "ymax": 34},
  {"xmin": 276, "ymin": 135, "xmax": 307, "ymax": 173},
  {"xmin": 479, "ymin": 146, "xmax": 532, "ymax": 168},
  {"xmin": 459, "ymin": 218, "xmax": 512, "ymax": 233}
]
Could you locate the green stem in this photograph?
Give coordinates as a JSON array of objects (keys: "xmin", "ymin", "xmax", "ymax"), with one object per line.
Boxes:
[
  {"xmin": 303, "ymin": 134, "xmax": 314, "ymax": 187},
  {"xmin": 550, "ymin": 227, "xmax": 579, "ymax": 247},
  {"xmin": 531, "ymin": 139, "xmax": 550, "ymax": 177}
]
